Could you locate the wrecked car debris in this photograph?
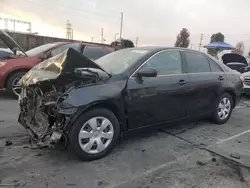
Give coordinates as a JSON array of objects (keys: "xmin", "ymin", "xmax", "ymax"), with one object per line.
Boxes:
[{"xmin": 18, "ymin": 48, "xmax": 110, "ymax": 149}]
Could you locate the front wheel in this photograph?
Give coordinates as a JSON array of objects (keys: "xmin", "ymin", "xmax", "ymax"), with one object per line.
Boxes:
[
  {"xmin": 212, "ymin": 93, "xmax": 233, "ymax": 124},
  {"xmin": 6, "ymin": 71, "xmax": 26, "ymax": 98},
  {"xmin": 69, "ymin": 108, "xmax": 120, "ymax": 161}
]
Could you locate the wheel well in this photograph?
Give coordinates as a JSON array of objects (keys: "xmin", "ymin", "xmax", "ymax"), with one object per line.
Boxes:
[
  {"xmin": 225, "ymin": 90, "xmax": 236, "ymax": 108},
  {"xmin": 4, "ymin": 69, "xmax": 29, "ymax": 88},
  {"xmin": 81, "ymin": 101, "xmax": 127, "ymax": 132}
]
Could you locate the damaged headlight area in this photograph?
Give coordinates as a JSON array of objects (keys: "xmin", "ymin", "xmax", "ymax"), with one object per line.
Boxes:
[
  {"xmin": 56, "ymin": 94, "xmax": 78, "ymax": 115},
  {"xmin": 18, "ymin": 83, "xmax": 74, "ymax": 148},
  {"xmin": 17, "ymin": 48, "xmax": 111, "ymax": 149}
]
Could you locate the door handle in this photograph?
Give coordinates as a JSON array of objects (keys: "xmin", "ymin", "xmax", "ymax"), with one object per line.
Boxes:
[
  {"xmin": 218, "ymin": 76, "xmax": 224, "ymax": 81},
  {"xmin": 178, "ymin": 79, "xmax": 187, "ymax": 85}
]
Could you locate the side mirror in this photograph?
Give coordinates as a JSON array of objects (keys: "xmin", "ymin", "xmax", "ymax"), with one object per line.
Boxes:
[
  {"xmin": 40, "ymin": 53, "xmax": 51, "ymax": 60},
  {"xmin": 136, "ymin": 67, "xmax": 157, "ymax": 78}
]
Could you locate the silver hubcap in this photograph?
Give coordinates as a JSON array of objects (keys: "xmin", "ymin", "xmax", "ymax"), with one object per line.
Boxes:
[
  {"xmin": 218, "ymin": 97, "xmax": 231, "ymax": 120},
  {"xmin": 12, "ymin": 75, "xmax": 23, "ymax": 96},
  {"xmin": 78, "ymin": 117, "xmax": 114, "ymax": 154}
]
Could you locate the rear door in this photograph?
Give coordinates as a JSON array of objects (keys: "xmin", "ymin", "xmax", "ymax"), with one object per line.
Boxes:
[{"xmin": 182, "ymin": 51, "xmax": 225, "ymax": 117}]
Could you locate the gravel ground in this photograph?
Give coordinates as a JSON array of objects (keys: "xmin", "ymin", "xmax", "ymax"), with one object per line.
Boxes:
[{"xmin": 1, "ymin": 92, "xmax": 250, "ymax": 188}]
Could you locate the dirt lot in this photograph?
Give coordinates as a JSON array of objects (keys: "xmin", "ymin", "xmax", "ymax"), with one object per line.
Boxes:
[{"xmin": 1, "ymin": 92, "xmax": 250, "ymax": 188}]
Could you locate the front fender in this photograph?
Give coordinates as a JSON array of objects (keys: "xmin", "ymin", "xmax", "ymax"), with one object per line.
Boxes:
[{"xmin": 57, "ymin": 80, "xmax": 127, "ymax": 129}]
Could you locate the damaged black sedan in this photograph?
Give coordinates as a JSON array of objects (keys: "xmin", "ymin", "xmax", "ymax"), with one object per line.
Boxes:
[{"xmin": 18, "ymin": 47, "xmax": 243, "ymax": 160}]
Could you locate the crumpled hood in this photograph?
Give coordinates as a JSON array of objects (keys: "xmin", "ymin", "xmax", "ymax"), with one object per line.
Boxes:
[{"xmin": 19, "ymin": 48, "xmax": 109, "ymax": 86}]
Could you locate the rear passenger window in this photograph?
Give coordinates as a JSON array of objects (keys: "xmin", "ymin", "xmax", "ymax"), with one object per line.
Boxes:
[
  {"xmin": 184, "ymin": 52, "xmax": 210, "ymax": 73},
  {"xmin": 83, "ymin": 46, "xmax": 109, "ymax": 60},
  {"xmin": 209, "ymin": 59, "xmax": 223, "ymax": 72}
]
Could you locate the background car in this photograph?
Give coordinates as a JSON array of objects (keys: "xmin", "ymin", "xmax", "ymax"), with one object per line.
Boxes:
[
  {"xmin": 0, "ymin": 48, "xmax": 13, "ymax": 58},
  {"xmin": 0, "ymin": 30, "xmax": 114, "ymax": 98},
  {"xmin": 18, "ymin": 47, "xmax": 243, "ymax": 160}
]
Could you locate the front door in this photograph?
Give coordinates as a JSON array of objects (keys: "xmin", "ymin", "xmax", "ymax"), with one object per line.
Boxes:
[{"xmin": 126, "ymin": 50, "xmax": 189, "ymax": 129}]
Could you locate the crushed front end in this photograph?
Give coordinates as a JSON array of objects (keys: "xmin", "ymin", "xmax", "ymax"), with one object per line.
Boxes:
[
  {"xmin": 18, "ymin": 84, "xmax": 70, "ymax": 147},
  {"xmin": 17, "ymin": 48, "xmax": 110, "ymax": 148}
]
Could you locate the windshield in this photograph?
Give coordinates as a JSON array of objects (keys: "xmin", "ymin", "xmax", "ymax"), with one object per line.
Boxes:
[
  {"xmin": 95, "ymin": 48, "xmax": 150, "ymax": 75},
  {"xmin": 26, "ymin": 43, "xmax": 58, "ymax": 56}
]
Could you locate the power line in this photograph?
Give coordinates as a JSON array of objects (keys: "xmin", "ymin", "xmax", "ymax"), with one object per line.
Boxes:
[{"xmin": 0, "ymin": 17, "xmax": 32, "ymax": 33}]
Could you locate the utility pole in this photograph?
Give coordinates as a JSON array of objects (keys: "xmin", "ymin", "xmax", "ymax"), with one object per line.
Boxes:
[
  {"xmin": 119, "ymin": 12, "xmax": 123, "ymax": 46},
  {"xmin": 101, "ymin": 28, "xmax": 103, "ymax": 43},
  {"xmin": 199, "ymin": 34, "xmax": 203, "ymax": 51},
  {"xmin": 4, "ymin": 18, "xmax": 8, "ymax": 30},
  {"xmin": 190, "ymin": 43, "xmax": 194, "ymax": 49},
  {"xmin": 135, "ymin": 36, "xmax": 139, "ymax": 47},
  {"xmin": 13, "ymin": 20, "xmax": 15, "ymax": 31},
  {"xmin": 114, "ymin": 33, "xmax": 119, "ymax": 41},
  {"xmin": 66, "ymin": 20, "xmax": 72, "ymax": 39},
  {"xmin": 71, "ymin": 29, "xmax": 74, "ymax": 40},
  {"xmin": 91, "ymin": 37, "xmax": 94, "ymax": 42}
]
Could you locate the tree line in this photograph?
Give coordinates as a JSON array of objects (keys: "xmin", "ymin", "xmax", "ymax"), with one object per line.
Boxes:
[{"xmin": 110, "ymin": 29, "xmax": 246, "ymax": 57}]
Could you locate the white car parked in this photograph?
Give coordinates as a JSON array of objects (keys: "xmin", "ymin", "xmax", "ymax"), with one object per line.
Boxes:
[{"xmin": 242, "ymin": 72, "xmax": 250, "ymax": 95}]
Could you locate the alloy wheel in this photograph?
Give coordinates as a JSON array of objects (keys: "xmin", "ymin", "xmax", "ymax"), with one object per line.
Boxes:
[
  {"xmin": 217, "ymin": 97, "xmax": 231, "ymax": 120},
  {"xmin": 12, "ymin": 75, "xmax": 23, "ymax": 97},
  {"xmin": 78, "ymin": 117, "xmax": 114, "ymax": 154}
]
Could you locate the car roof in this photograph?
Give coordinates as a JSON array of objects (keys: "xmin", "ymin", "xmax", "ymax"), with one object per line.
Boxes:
[
  {"xmin": 52, "ymin": 41, "xmax": 111, "ymax": 47},
  {"xmin": 128, "ymin": 46, "xmax": 205, "ymax": 53}
]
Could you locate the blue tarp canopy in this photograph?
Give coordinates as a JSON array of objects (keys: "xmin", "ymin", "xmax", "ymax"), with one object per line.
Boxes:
[{"xmin": 204, "ymin": 42, "xmax": 235, "ymax": 50}]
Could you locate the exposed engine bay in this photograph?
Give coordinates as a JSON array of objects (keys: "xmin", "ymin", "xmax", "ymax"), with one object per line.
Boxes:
[
  {"xmin": 19, "ymin": 83, "xmax": 71, "ymax": 147},
  {"xmin": 18, "ymin": 48, "xmax": 110, "ymax": 148}
]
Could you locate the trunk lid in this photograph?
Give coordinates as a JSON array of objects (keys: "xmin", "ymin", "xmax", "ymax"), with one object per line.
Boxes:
[{"xmin": 222, "ymin": 53, "xmax": 248, "ymax": 66}]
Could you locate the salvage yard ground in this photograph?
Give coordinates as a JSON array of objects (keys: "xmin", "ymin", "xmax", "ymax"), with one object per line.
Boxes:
[{"xmin": 1, "ymin": 92, "xmax": 250, "ymax": 188}]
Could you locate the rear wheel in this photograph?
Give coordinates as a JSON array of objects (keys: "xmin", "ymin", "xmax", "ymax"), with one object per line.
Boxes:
[
  {"xmin": 212, "ymin": 93, "xmax": 233, "ymax": 124},
  {"xmin": 6, "ymin": 71, "xmax": 26, "ymax": 98},
  {"xmin": 69, "ymin": 108, "xmax": 120, "ymax": 161}
]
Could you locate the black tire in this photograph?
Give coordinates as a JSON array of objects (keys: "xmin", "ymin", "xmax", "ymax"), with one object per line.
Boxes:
[
  {"xmin": 69, "ymin": 108, "xmax": 120, "ymax": 161},
  {"xmin": 6, "ymin": 71, "xmax": 26, "ymax": 98},
  {"xmin": 212, "ymin": 93, "xmax": 233, "ymax": 124}
]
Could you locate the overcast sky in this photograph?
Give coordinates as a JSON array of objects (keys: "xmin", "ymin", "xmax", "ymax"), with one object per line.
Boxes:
[{"xmin": 1, "ymin": 0, "xmax": 250, "ymax": 52}]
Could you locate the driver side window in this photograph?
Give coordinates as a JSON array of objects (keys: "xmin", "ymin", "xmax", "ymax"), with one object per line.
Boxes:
[{"xmin": 142, "ymin": 50, "xmax": 182, "ymax": 75}]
